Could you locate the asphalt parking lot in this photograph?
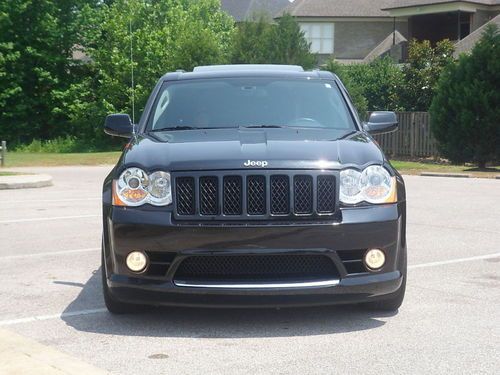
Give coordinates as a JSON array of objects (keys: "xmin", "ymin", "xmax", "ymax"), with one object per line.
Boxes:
[{"xmin": 1, "ymin": 166, "xmax": 499, "ymax": 374}]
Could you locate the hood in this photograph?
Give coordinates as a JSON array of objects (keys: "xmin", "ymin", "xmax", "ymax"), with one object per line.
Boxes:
[{"xmin": 118, "ymin": 128, "xmax": 384, "ymax": 171}]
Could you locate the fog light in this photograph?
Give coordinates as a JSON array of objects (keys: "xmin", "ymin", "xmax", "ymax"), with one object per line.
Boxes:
[
  {"xmin": 126, "ymin": 251, "xmax": 148, "ymax": 272},
  {"xmin": 364, "ymin": 249, "xmax": 386, "ymax": 271}
]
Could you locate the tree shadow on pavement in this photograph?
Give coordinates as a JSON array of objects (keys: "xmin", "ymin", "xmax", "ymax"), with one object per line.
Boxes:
[{"xmin": 61, "ymin": 268, "xmax": 397, "ymax": 339}]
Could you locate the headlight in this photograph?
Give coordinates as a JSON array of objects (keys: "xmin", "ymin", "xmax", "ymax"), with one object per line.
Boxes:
[
  {"xmin": 340, "ymin": 165, "xmax": 397, "ymax": 204},
  {"xmin": 113, "ymin": 167, "xmax": 172, "ymax": 206}
]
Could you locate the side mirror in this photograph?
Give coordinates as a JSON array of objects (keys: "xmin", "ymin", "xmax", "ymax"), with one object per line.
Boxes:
[
  {"xmin": 104, "ymin": 114, "xmax": 134, "ymax": 138},
  {"xmin": 364, "ymin": 111, "xmax": 398, "ymax": 135}
]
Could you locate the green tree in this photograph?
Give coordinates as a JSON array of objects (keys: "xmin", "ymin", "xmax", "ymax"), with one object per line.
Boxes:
[
  {"xmin": 401, "ymin": 39, "xmax": 454, "ymax": 111},
  {"xmin": 231, "ymin": 13, "xmax": 273, "ymax": 64},
  {"xmin": 231, "ymin": 13, "xmax": 316, "ymax": 69},
  {"xmin": 324, "ymin": 56, "xmax": 404, "ymax": 118},
  {"xmin": 60, "ymin": 0, "xmax": 235, "ymax": 147},
  {"xmin": 344, "ymin": 57, "xmax": 405, "ymax": 112},
  {"xmin": 430, "ymin": 24, "xmax": 500, "ymax": 168},
  {"xmin": 323, "ymin": 59, "xmax": 368, "ymax": 119},
  {"xmin": 0, "ymin": 0, "xmax": 101, "ymax": 145},
  {"xmin": 267, "ymin": 14, "xmax": 316, "ymax": 69}
]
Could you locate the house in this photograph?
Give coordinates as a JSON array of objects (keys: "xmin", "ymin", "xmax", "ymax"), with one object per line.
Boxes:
[
  {"xmin": 453, "ymin": 13, "xmax": 500, "ymax": 56},
  {"xmin": 278, "ymin": 0, "xmax": 500, "ymax": 62},
  {"xmin": 221, "ymin": 0, "xmax": 291, "ymax": 22}
]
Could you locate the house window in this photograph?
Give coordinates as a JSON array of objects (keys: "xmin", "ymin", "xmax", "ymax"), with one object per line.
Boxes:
[{"xmin": 300, "ymin": 23, "xmax": 334, "ymax": 54}]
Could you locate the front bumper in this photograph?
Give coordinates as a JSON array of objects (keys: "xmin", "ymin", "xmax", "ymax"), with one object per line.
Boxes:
[{"xmin": 103, "ymin": 203, "xmax": 406, "ymax": 307}]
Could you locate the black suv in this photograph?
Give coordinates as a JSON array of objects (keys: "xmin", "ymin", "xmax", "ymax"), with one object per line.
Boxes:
[{"xmin": 102, "ymin": 65, "xmax": 406, "ymax": 313}]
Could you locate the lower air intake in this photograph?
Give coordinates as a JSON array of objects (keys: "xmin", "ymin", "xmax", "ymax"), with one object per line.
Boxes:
[{"xmin": 174, "ymin": 254, "xmax": 339, "ymax": 282}]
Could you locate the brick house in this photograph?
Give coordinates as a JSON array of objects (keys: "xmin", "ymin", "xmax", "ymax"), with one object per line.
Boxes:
[
  {"xmin": 221, "ymin": 0, "xmax": 291, "ymax": 22},
  {"xmin": 278, "ymin": 0, "xmax": 500, "ymax": 62}
]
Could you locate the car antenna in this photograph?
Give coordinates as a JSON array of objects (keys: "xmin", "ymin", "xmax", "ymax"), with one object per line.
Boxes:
[{"xmin": 129, "ymin": 18, "xmax": 135, "ymax": 126}]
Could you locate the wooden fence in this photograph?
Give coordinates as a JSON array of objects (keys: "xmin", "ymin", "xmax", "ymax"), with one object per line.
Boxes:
[{"xmin": 372, "ymin": 112, "xmax": 439, "ymax": 158}]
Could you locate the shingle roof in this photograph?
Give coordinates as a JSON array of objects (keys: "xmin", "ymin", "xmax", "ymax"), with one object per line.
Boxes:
[
  {"xmin": 454, "ymin": 13, "xmax": 500, "ymax": 56},
  {"xmin": 279, "ymin": 0, "xmax": 396, "ymax": 18},
  {"xmin": 221, "ymin": 0, "xmax": 291, "ymax": 21},
  {"xmin": 383, "ymin": 0, "xmax": 500, "ymax": 10}
]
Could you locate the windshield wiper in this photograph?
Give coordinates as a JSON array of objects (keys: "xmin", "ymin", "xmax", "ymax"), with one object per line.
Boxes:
[
  {"xmin": 239, "ymin": 124, "xmax": 288, "ymax": 129},
  {"xmin": 150, "ymin": 126, "xmax": 198, "ymax": 132},
  {"xmin": 151, "ymin": 126, "xmax": 234, "ymax": 132}
]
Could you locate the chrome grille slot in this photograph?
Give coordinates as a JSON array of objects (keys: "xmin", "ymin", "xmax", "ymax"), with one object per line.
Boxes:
[
  {"xmin": 317, "ymin": 175, "xmax": 336, "ymax": 214},
  {"xmin": 176, "ymin": 177, "xmax": 195, "ymax": 215},
  {"xmin": 247, "ymin": 175, "xmax": 266, "ymax": 215},
  {"xmin": 200, "ymin": 176, "xmax": 218, "ymax": 215},
  {"xmin": 293, "ymin": 175, "xmax": 313, "ymax": 215},
  {"xmin": 223, "ymin": 176, "xmax": 243, "ymax": 215}
]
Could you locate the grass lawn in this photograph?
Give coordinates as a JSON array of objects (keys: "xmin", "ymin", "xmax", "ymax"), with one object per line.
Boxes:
[
  {"xmin": 390, "ymin": 160, "xmax": 500, "ymax": 178},
  {"xmin": 3, "ymin": 152, "xmax": 122, "ymax": 167},
  {"xmin": 1, "ymin": 152, "xmax": 499, "ymax": 178},
  {"xmin": 0, "ymin": 171, "xmax": 24, "ymax": 176}
]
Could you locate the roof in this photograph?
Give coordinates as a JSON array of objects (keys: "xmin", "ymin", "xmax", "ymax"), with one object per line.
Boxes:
[
  {"xmin": 193, "ymin": 64, "xmax": 304, "ymax": 73},
  {"xmin": 161, "ymin": 65, "xmax": 334, "ymax": 81},
  {"xmin": 279, "ymin": 0, "xmax": 396, "ymax": 18},
  {"xmin": 363, "ymin": 30, "xmax": 407, "ymax": 62},
  {"xmin": 383, "ymin": 0, "xmax": 500, "ymax": 10},
  {"xmin": 278, "ymin": 0, "xmax": 500, "ymax": 17},
  {"xmin": 454, "ymin": 13, "xmax": 500, "ymax": 56},
  {"xmin": 221, "ymin": 0, "xmax": 291, "ymax": 21}
]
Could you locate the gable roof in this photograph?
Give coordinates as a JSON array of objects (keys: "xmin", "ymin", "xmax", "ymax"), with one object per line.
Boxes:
[
  {"xmin": 221, "ymin": 0, "xmax": 291, "ymax": 21},
  {"xmin": 279, "ymin": 0, "xmax": 396, "ymax": 18},
  {"xmin": 383, "ymin": 0, "xmax": 500, "ymax": 10},
  {"xmin": 454, "ymin": 13, "xmax": 500, "ymax": 56}
]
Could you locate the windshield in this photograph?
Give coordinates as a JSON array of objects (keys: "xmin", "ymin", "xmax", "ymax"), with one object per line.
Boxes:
[{"xmin": 147, "ymin": 78, "xmax": 356, "ymax": 131}]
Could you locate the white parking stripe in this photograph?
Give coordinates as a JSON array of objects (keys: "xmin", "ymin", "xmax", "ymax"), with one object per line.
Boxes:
[
  {"xmin": 0, "ymin": 252, "xmax": 498, "ymax": 327},
  {"xmin": 0, "ymin": 308, "xmax": 107, "ymax": 327},
  {"xmin": 0, "ymin": 214, "xmax": 99, "ymax": 224},
  {"xmin": 1, "ymin": 247, "xmax": 100, "ymax": 261},
  {"xmin": 5, "ymin": 198, "xmax": 100, "ymax": 203},
  {"xmin": 409, "ymin": 252, "xmax": 500, "ymax": 269}
]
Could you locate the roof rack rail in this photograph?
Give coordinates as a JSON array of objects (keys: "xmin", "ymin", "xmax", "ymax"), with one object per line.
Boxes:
[{"xmin": 193, "ymin": 64, "xmax": 304, "ymax": 73}]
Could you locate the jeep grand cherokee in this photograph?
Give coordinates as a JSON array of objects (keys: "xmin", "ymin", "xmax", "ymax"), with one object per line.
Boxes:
[{"xmin": 101, "ymin": 64, "xmax": 407, "ymax": 313}]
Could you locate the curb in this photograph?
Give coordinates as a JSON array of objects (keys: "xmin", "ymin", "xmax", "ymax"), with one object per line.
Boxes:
[
  {"xmin": 0, "ymin": 174, "xmax": 52, "ymax": 189},
  {"xmin": 420, "ymin": 172, "xmax": 471, "ymax": 178},
  {"xmin": 0, "ymin": 328, "xmax": 109, "ymax": 374}
]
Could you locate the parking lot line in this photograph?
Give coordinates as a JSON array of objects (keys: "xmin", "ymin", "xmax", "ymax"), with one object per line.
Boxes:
[
  {"xmin": 0, "ymin": 214, "xmax": 100, "ymax": 224},
  {"xmin": 408, "ymin": 252, "xmax": 500, "ymax": 269},
  {"xmin": 4, "ymin": 197, "xmax": 100, "ymax": 203},
  {"xmin": 0, "ymin": 308, "xmax": 107, "ymax": 327},
  {"xmin": 1, "ymin": 247, "xmax": 100, "ymax": 261}
]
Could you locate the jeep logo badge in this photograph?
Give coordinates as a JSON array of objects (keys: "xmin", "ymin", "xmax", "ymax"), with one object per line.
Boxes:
[{"xmin": 244, "ymin": 160, "xmax": 268, "ymax": 167}]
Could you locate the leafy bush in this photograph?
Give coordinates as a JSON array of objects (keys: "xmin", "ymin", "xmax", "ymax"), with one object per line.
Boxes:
[
  {"xmin": 14, "ymin": 136, "xmax": 118, "ymax": 153},
  {"xmin": 324, "ymin": 56, "xmax": 404, "ymax": 118},
  {"xmin": 430, "ymin": 25, "xmax": 500, "ymax": 168},
  {"xmin": 345, "ymin": 57, "xmax": 405, "ymax": 112},
  {"xmin": 401, "ymin": 39, "xmax": 454, "ymax": 111},
  {"xmin": 323, "ymin": 60, "xmax": 368, "ymax": 119}
]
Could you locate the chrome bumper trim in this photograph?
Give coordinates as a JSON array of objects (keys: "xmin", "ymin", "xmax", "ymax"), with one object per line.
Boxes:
[{"xmin": 173, "ymin": 279, "xmax": 340, "ymax": 289}]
